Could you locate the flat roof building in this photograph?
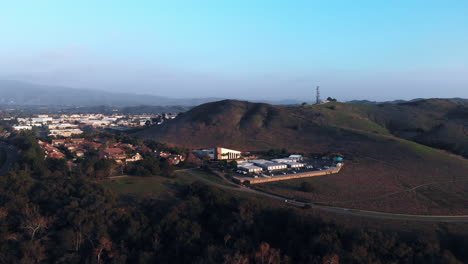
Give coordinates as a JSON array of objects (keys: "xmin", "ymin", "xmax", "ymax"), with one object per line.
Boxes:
[
  {"xmin": 272, "ymin": 158, "xmax": 295, "ymax": 163},
  {"xmin": 288, "ymin": 155, "xmax": 303, "ymax": 161},
  {"xmin": 13, "ymin": 125, "xmax": 32, "ymax": 131},
  {"xmin": 250, "ymin": 160, "xmax": 287, "ymax": 171},
  {"xmin": 272, "ymin": 158, "xmax": 305, "ymax": 168},
  {"xmin": 248, "ymin": 159, "xmax": 267, "ymax": 164},
  {"xmin": 285, "ymin": 162, "xmax": 304, "ymax": 168},
  {"xmin": 237, "ymin": 162, "xmax": 263, "ymax": 173}
]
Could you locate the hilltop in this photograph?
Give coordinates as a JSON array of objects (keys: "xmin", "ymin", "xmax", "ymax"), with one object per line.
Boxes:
[
  {"xmin": 134, "ymin": 99, "xmax": 468, "ymax": 214},
  {"xmin": 135, "ymin": 98, "xmax": 468, "ymax": 157}
]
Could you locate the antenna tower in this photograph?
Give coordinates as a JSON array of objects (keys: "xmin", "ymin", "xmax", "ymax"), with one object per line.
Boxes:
[{"xmin": 315, "ymin": 86, "xmax": 320, "ymax": 104}]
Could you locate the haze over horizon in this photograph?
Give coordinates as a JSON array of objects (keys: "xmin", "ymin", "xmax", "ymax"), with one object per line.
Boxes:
[{"xmin": 1, "ymin": 1, "xmax": 467, "ymax": 101}]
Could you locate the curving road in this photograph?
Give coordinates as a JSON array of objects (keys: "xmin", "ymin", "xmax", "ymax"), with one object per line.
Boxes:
[{"xmin": 182, "ymin": 169, "xmax": 468, "ymax": 223}]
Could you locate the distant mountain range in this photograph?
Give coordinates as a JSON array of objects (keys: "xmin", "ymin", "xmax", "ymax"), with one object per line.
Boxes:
[
  {"xmin": 347, "ymin": 98, "xmax": 468, "ymax": 104},
  {"xmin": 0, "ymin": 80, "xmax": 304, "ymax": 107},
  {"xmin": 1, "ymin": 80, "xmax": 466, "ymax": 107},
  {"xmin": 0, "ymin": 80, "xmax": 222, "ymax": 107}
]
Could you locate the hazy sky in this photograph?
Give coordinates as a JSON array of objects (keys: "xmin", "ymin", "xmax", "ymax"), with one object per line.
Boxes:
[{"xmin": 1, "ymin": 0, "xmax": 467, "ymax": 101}]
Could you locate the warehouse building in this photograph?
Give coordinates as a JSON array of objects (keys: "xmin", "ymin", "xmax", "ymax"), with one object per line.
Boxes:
[
  {"xmin": 249, "ymin": 159, "xmax": 288, "ymax": 171},
  {"xmin": 272, "ymin": 158, "xmax": 305, "ymax": 168},
  {"xmin": 237, "ymin": 162, "xmax": 263, "ymax": 173},
  {"xmin": 285, "ymin": 162, "xmax": 304, "ymax": 168},
  {"xmin": 256, "ymin": 162, "xmax": 288, "ymax": 171},
  {"xmin": 288, "ymin": 155, "xmax": 303, "ymax": 161}
]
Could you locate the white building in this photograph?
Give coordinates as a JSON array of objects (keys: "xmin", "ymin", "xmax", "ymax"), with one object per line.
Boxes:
[
  {"xmin": 285, "ymin": 162, "xmax": 304, "ymax": 168},
  {"xmin": 215, "ymin": 147, "xmax": 241, "ymax": 160},
  {"xmin": 257, "ymin": 162, "xmax": 287, "ymax": 171},
  {"xmin": 31, "ymin": 117, "xmax": 53, "ymax": 124},
  {"xmin": 272, "ymin": 158, "xmax": 294, "ymax": 163},
  {"xmin": 13, "ymin": 125, "xmax": 32, "ymax": 131},
  {"xmin": 272, "ymin": 158, "xmax": 305, "ymax": 168},
  {"xmin": 249, "ymin": 160, "xmax": 287, "ymax": 171},
  {"xmin": 237, "ymin": 162, "xmax": 263, "ymax": 173},
  {"xmin": 288, "ymin": 155, "xmax": 303, "ymax": 161},
  {"xmin": 48, "ymin": 129, "xmax": 83, "ymax": 137},
  {"xmin": 47, "ymin": 123, "xmax": 78, "ymax": 129}
]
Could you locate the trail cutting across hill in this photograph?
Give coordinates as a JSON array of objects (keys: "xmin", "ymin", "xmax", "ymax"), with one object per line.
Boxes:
[{"xmin": 182, "ymin": 169, "xmax": 468, "ymax": 223}]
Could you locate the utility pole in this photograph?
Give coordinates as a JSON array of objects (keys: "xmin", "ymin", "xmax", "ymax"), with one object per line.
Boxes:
[{"xmin": 315, "ymin": 86, "xmax": 320, "ymax": 104}]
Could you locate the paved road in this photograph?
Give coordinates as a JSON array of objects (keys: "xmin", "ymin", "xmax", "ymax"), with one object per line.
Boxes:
[
  {"xmin": 182, "ymin": 169, "xmax": 468, "ymax": 223},
  {"xmin": 0, "ymin": 141, "xmax": 18, "ymax": 176}
]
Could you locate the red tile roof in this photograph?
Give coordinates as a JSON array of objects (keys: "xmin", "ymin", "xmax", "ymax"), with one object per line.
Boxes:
[{"xmin": 104, "ymin": 147, "xmax": 125, "ymax": 155}]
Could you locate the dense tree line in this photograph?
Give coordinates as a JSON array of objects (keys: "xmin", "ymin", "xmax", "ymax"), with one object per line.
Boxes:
[
  {"xmin": 126, "ymin": 155, "xmax": 174, "ymax": 177},
  {"xmin": 0, "ymin": 134, "xmax": 467, "ymax": 263}
]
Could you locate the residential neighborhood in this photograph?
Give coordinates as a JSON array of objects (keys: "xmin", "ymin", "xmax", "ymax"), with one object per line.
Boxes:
[{"xmin": 36, "ymin": 134, "xmax": 186, "ymax": 174}]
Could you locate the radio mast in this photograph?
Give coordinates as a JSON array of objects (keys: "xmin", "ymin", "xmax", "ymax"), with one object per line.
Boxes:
[{"xmin": 315, "ymin": 86, "xmax": 320, "ymax": 104}]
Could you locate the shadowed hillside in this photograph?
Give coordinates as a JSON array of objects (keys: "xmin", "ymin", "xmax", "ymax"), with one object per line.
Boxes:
[
  {"xmin": 350, "ymin": 99, "xmax": 468, "ymax": 158},
  {"xmin": 134, "ymin": 99, "xmax": 468, "ymax": 214}
]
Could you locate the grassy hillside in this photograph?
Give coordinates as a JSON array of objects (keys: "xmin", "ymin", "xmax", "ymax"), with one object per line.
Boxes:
[
  {"xmin": 352, "ymin": 99, "xmax": 468, "ymax": 158},
  {"xmin": 133, "ymin": 99, "xmax": 468, "ymax": 214},
  {"xmin": 135, "ymin": 99, "xmax": 467, "ymax": 156}
]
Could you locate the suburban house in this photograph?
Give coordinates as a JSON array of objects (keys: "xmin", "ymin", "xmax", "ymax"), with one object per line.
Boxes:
[
  {"xmin": 167, "ymin": 154, "xmax": 184, "ymax": 165},
  {"xmin": 125, "ymin": 153, "xmax": 143, "ymax": 163},
  {"xmin": 102, "ymin": 148, "xmax": 127, "ymax": 160},
  {"xmin": 38, "ymin": 140, "xmax": 65, "ymax": 159}
]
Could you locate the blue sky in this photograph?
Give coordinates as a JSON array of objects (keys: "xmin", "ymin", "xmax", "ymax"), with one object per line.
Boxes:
[{"xmin": 1, "ymin": 0, "xmax": 467, "ymax": 101}]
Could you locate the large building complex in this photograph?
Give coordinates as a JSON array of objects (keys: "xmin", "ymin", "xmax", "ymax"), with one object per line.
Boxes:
[
  {"xmin": 238, "ymin": 156, "xmax": 306, "ymax": 173},
  {"xmin": 234, "ymin": 154, "xmax": 344, "ymax": 184}
]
